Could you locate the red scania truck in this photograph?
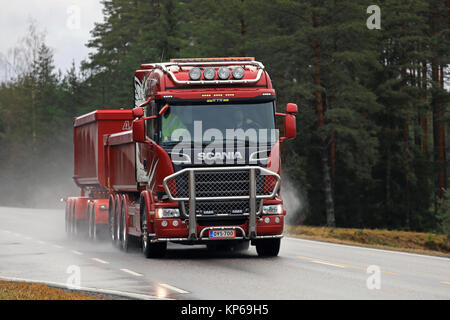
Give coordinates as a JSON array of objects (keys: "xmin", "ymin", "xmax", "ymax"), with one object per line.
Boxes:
[{"xmin": 65, "ymin": 57, "xmax": 297, "ymax": 258}]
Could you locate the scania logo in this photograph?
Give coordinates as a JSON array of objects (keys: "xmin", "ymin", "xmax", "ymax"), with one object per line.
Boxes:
[{"xmin": 197, "ymin": 151, "xmax": 243, "ymax": 161}]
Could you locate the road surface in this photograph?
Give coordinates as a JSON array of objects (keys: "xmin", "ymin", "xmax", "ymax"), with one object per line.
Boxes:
[{"xmin": 0, "ymin": 206, "xmax": 449, "ymax": 299}]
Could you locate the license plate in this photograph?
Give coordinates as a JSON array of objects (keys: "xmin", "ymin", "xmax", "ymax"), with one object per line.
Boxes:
[{"xmin": 209, "ymin": 229, "xmax": 236, "ymax": 239}]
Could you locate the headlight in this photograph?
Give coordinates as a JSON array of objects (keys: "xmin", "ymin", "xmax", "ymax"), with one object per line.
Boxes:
[
  {"xmin": 217, "ymin": 67, "xmax": 230, "ymax": 80},
  {"xmin": 99, "ymin": 204, "xmax": 108, "ymax": 210},
  {"xmin": 156, "ymin": 208, "xmax": 180, "ymax": 218},
  {"xmin": 203, "ymin": 67, "xmax": 216, "ymax": 80},
  {"xmin": 189, "ymin": 67, "xmax": 201, "ymax": 80},
  {"xmin": 232, "ymin": 66, "xmax": 245, "ymax": 79},
  {"xmin": 262, "ymin": 204, "xmax": 283, "ymax": 215}
]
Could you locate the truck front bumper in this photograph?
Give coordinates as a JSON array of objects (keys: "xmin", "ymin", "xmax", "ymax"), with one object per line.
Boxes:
[{"xmin": 150, "ymin": 215, "xmax": 284, "ymax": 243}]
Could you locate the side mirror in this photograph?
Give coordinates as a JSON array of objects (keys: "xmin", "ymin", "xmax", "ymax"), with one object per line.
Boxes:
[
  {"xmin": 286, "ymin": 103, "xmax": 298, "ymax": 114},
  {"xmin": 284, "ymin": 114, "xmax": 297, "ymax": 140},
  {"xmin": 132, "ymin": 118, "xmax": 146, "ymax": 142}
]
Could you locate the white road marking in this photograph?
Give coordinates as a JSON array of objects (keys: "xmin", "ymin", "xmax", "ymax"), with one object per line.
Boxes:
[
  {"xmin": 310, "ymin": 260, "xmax": 345, "ymax": 268},
  {"xmin": 37, "ymin": 240, "xmax": 46, "ymax": 244},
  {"xmin": 120, "ymin": 268, "xmax": 143, "ymax": 277},
  {"xmin": 159, "ymin": 283, "xmax": 189, "ymax": 294},
  {"xmin": 24, "ymin": 236, "xmax": 32, "ymax": 240},
  {"xmin": 52, "ymin": 244, "xmax": 63, "ymax": 249},
  {"xmin": 71, "ymin": 250, "xmax": 83, "ymax": 255},
  {"xmin": 91, "ymin": 258, "xmax": 109, "ymax": 264}
]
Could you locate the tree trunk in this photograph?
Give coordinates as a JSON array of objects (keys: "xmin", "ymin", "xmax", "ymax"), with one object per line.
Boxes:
[{"xmin": 312, "ymin": 1, "xmax": 335, "ymax": 227}]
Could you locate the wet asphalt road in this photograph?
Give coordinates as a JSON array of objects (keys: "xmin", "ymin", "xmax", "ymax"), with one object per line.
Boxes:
[{"xmin": 0, "ymin": 206, "xmax": 449, "ymax": 300}]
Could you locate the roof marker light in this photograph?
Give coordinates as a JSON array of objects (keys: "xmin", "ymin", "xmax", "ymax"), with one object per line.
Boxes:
[
  {"xmin": 189, "ymin": 67, "xmax": 201, "ymax": 80},
  {"xmin": 203, "ymin": 67, "xmax": 216, "ymax": 80},
  {"xmin": 232, "ymin": 66, "xmax": 245, "ymax": 79}
]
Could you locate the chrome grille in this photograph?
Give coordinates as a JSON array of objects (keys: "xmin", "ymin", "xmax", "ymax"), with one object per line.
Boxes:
[{"xmin": 164, "ymin": 167, "xmax": 279, "ymax": 201}]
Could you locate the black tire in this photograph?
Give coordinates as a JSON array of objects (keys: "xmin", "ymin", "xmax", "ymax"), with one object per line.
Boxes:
[
  {"xmin": 141, "ymin": 201, "xmax": 166, "ymax": 258},
  {"xmin": 109, "ymin": 200, "xmax": 116, "ymax": 244},
  {"xmin": 114, "ymin": 199, "xmax": 121, "ymax": 247},
  {"xmin": 120, "ymin": 203, "xmax": 129, "ymax": 251},
  {"xmin": 255, "ymin": 238, "xmax": 281, "ymax": 257}
]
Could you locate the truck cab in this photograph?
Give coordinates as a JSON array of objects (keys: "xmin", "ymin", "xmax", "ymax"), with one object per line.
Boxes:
[{"xmin": 131, "ymin": 57, "xmax": 297, "ymax": 257}]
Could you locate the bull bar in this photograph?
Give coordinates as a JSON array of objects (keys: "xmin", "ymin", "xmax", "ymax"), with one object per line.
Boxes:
[{"xmin": 162, "ymin": 166, "xmax": 281, "ymax": 241}]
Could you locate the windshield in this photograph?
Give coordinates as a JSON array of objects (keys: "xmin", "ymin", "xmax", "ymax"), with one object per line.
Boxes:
[{"xmin": 159, "ymin": 102, "xmax": 277, "ymax": 145}]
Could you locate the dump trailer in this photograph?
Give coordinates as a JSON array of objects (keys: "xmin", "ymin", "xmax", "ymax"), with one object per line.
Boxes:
[{"xmin": 65, "ymin": 57, "xmax": 298, "ymax": 257}]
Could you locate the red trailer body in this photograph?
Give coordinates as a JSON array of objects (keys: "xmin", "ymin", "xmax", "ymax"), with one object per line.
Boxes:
[{"xmin": 66, "ymin": 58, "xmax": 298, "ymax": 257}]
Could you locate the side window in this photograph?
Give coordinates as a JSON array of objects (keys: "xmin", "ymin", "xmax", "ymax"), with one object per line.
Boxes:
[{"xmin": 146, "ymin": 101, "xmax": 157, "ymax": 141}]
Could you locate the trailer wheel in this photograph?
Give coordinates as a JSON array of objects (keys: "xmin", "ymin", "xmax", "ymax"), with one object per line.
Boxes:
[
  {"xmin": 141, "ymin": 202, "xmax": 166, "ymax": 258},
  {"xmin": 120, "ymin": 202, "xmax": 129, "ymax": 251},
  {"xmin": 109, "ymin": 199, "xmax": 116, "ymax": 244},
  {"xmin": 255, "ymin": 238, "xmax": 281, "ymax": 257},
  {"xmin": 114, "ymin": 199, "xmax": 121, "ymax": 247}
]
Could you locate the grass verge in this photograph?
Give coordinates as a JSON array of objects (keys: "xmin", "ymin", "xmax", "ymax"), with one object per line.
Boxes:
[
  {"xmin": 0, "ymin": 281, "xmax": 103, "ymax": 300},
  {"xmin": 285, "ymin": 225, "xmax": 450, "ymax": 258}
]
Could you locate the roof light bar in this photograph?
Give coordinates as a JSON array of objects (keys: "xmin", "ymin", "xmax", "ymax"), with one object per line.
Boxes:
[{"xmin": 170, "ymin": 57, "xmax": 255, "ymax": 63}]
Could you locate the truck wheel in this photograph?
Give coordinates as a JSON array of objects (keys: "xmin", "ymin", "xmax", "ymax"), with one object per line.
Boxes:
[
  {"xmin": 141, "ymin": 203, "xmax": 166, "ymax": 258},
  {"xmin": 255, "ymin": 238, "xmax": 281, "ymax": 257},
  {"xmin": 120, "ymin": 203, "xmax": 129, "ymax": 251}
]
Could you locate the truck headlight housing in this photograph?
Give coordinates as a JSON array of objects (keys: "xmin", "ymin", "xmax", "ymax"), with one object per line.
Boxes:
[
  {"xmin": 203, "ymin": 67, "xmax": 216, "ymax": 80},
  {"xmin": 232, "ymin": 66, "xmax": 245, "ymax": 79},
  {"xmin": 156, "ymin": 208, "xmax": 180, "ymax": 218},
  {"xmin": 189, "ymin": 67, "xmax": 201, "ymax": 80},
  {"xmin": 217, "ymin": 67, "xmax": 230, "ymax": 80},
  {"xmin": 262, "ymin": 204, "xmax": 283, "ymax": 215}
]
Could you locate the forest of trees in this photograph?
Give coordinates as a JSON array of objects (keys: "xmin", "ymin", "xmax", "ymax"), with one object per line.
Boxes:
[{"xmin": 0, "ymin": 0, "xmax": 448, "ymax": 234}]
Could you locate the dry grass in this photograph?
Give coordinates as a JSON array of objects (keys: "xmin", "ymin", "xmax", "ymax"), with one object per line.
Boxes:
[
  {"xmin": 285, "ymin": 225, "xmax": 450, "ymax": 258},
  {"xmin": 0, "ymin": 281, "xmax": 103, "ymax": 300}
]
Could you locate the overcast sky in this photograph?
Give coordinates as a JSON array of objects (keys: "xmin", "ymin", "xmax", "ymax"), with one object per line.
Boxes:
[{"xmin": 0, "ymin": 0, "xmax": 104, "ymax": 77}]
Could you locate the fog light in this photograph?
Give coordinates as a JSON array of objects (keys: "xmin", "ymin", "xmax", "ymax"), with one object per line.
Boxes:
[
  {"xmin": 172, "ymin": 220, "xmax": 179, "ymax": 227},
  {"xmin": 264, "ymin": 217, "xmax": 270, "ymax": 224},
  {"xmin": 161, "ymin": 220, "xmax": 168, "ymax": 227},
  {"xmin": 275, "ymin": 217, "xmax": 280, "ymax": 223}
]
